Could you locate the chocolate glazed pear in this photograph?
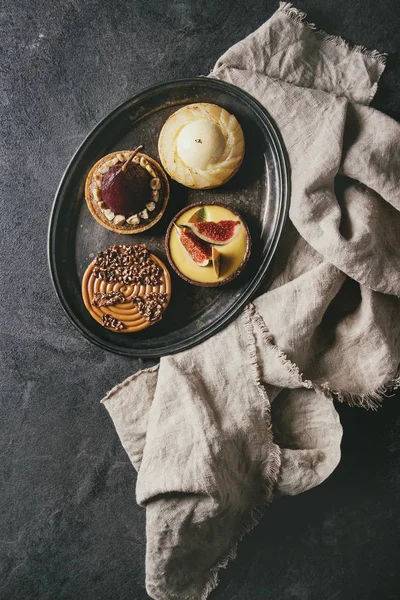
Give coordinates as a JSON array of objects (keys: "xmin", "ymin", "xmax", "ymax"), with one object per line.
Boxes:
[{"xmin": 101, "ymin": 145, "xmax": 151, "ymax": 216}]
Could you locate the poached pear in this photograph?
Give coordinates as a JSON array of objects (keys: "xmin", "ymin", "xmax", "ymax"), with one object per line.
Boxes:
[{"xmin": 101, "ymin": 148, "xmax": 151, "ymax": 216}]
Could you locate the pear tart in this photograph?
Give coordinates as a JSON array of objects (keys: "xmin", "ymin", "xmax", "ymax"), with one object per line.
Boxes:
[
  {"xmin": 85, "ymin": 147, "xmax": 169, "ymax": 234},
  {"xmin": 158, "ymin": 103, "xmax": 245, "ymax": 189},
  {"xmin": 82, "ymin": 244, "xmax": 171, "ymax": 332}
]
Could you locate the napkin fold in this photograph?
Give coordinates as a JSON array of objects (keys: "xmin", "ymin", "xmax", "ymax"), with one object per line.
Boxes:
[{"xmin": 102, "ymin": 3, "xmax": 400, "ymax": 599}]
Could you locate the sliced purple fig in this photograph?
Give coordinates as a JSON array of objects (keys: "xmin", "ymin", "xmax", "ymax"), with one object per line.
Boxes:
[
  {"xmin": 175, "ymin": 224, "xmax": 212, "ymax": 267},
  {"xmin": 212, "ymin": 247, "xmax": 221, "ymax": 278},
  {"xmin": 186, "ymin": 220, "xmax": 240, "ymax": 245}
]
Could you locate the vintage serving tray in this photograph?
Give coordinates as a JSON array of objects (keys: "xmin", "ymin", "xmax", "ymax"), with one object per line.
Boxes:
[{"xmin": 48, "ymin": 78, "xmax": 289, "ymax": 357}]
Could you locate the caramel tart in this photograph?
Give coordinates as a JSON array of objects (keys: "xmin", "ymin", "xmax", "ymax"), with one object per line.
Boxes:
[{"xmin": 82, "ymin": 244, "xmax": 171, "ymax": 332}]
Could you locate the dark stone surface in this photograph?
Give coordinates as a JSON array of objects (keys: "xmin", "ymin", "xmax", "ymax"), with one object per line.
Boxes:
[{"xmin": 1, "ymin": 1, "xmax": 399, "ymax": 599}]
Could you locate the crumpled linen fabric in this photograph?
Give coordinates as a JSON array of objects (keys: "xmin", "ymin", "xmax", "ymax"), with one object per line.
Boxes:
[{"xmin": 101, "ymin": 3, "xmax": 400, "ymax": 599}]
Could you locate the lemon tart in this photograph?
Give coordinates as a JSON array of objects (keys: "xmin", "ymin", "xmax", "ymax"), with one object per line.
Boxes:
[{"xmin": 166, "ymin": 202, "xmax": 251, "ymax": 287}]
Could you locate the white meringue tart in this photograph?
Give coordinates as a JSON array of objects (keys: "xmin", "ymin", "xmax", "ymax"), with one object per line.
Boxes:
[{"xmin": 158, "ymin": 103, "xmax": 245, "ymax": 189}]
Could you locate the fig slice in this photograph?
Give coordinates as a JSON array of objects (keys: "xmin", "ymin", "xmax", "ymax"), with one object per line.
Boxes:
[
  {"xmin": 212, "ymin": 247, "xmax": 221, "ymax": 278},
  {"xmin": 175, "ymin": 224, "xmax": 212, "ymax": 267},
  {"xmin": 187, "ymin": 220, "xmax": 240, "ymax": 245},
  {"xmin": 187, "ymin": 206, "xmax": 207, "ymax": 224}
]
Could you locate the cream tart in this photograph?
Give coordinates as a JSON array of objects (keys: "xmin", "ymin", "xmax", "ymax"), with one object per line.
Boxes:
[
  {"xmin": 85, "ymin": 146, "xmax": 170, "ymax": 234},
  {"xmin": 82, "ymin": 244, "xmax": 171, "ymax": 332},
  {"xmin": 158, "ymin": 103, "xmax": 245, "ymax": 189}
]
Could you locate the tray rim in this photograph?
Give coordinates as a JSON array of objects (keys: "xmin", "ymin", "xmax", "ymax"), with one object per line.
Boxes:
[{"xmin": 48, "ymin": 77, "xmax": 290, "ymax": 357}]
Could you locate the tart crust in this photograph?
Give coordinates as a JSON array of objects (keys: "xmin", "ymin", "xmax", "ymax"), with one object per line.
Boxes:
[{"xmin": 85, "ymin": 151, "xmax": 170, "ymax": 234}]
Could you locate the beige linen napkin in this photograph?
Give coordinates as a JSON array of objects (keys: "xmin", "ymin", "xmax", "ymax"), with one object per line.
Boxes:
[{"xmin": 102, "ymin": 3, "xmax": 400, "ymax": 599}]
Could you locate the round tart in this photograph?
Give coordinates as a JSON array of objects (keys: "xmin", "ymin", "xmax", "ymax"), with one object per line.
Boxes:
[
  {"xmin": 82, "ymin": 244, "xmax": 171, "ymax": 332},
  {"xmin": 85, "ymin": 148, "xmax": 169, "ymax": 234},
  {"xmin": 158, "ymin": 103, "xmax": 245, "ymax": 189},
  {"xmin": 166, "ymin": 202, "xmax": 251, "ymax": 287}
]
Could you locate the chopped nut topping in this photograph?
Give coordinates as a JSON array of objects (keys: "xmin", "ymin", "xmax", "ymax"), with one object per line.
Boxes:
[
  {"xmin": 150, "ymin": 177, "xmax": 161, "ymax": 190},
  {"xmin": 132, "ymin": 292, "xmax": 168, "ymax": 322},
  {"xmin": 127, "ymin": 214, "xmax": 140, "ymax": 225},
  {"xmin": 146, "ymin": 201, "xmax": 156, "ymax": 212},
  {"xmin": 102, "ymin": 314, "xmax": 124, "ymax": 330},
  {"xmin": 103, "ymin": 208, "xmax": 115, "ymax": 221},
  {"xmin": 92, "ymin": 291, "xmax": 125, "ymax": 307},
  {"xmin": 92, "ymin": 244, "xmax": 164, "ymax": 286},
  {"xmin": 105, "ymin": 157, "xmax": 119, "ymax": 167},
  {"xmin": 145, "ymin": 164, "xmax": 157, "ymax": 177},
  {"xmin": 113, "ymin": 214, "xmax": 126, "ymax": 225}
]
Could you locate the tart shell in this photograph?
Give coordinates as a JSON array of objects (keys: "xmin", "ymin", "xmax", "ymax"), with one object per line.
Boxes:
[{"xmin": 85, "ymin": 151, "xmax": 170, "ymax": 234}]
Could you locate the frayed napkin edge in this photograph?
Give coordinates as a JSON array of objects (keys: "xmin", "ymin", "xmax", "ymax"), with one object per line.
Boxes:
[{"xmin": 278, "ymin": 2, "xmax": 387, "ymax": 105}]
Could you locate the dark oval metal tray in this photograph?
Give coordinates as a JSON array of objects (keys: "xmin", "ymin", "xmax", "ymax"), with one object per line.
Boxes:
[{"xmin": 48, "ymin": 78, "xmax": 289, "ymax": 357}]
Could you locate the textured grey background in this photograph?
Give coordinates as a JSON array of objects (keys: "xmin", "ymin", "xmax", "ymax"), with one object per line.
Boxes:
[{"xmin": 1, "ymin": 1, "xmax": 400, "ymax": 599}]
